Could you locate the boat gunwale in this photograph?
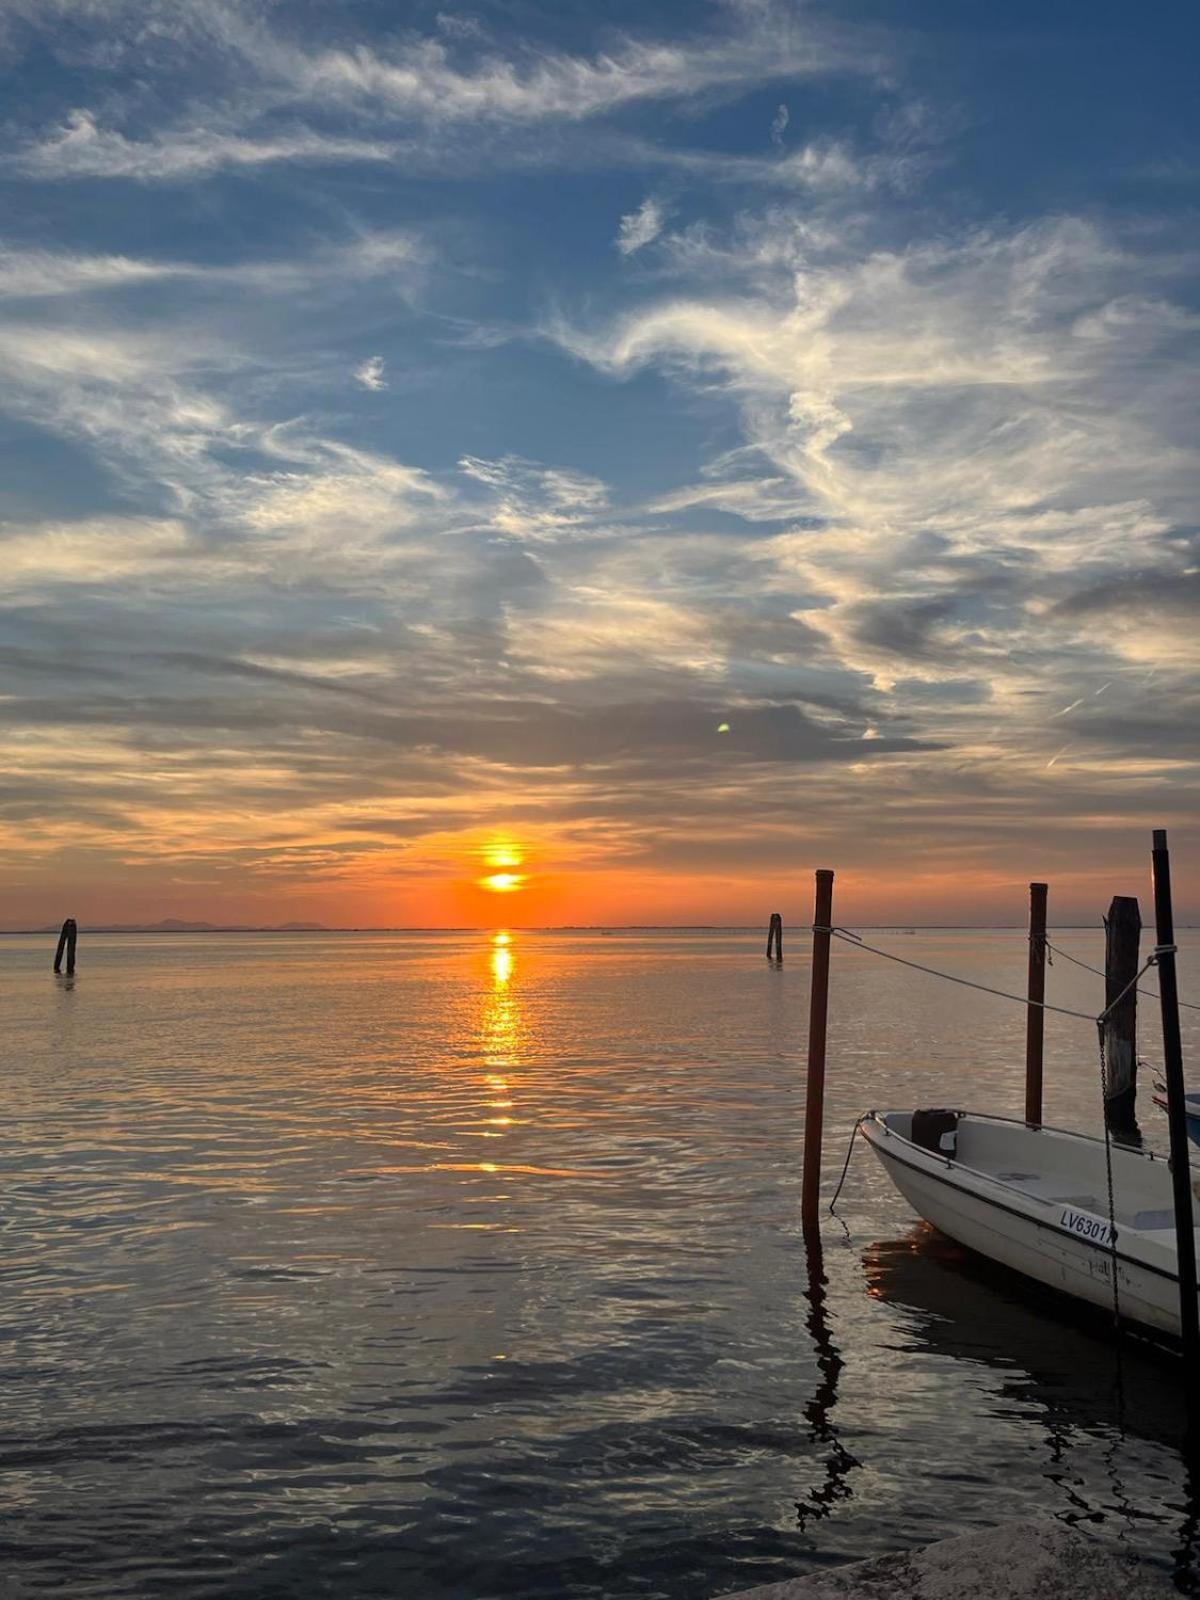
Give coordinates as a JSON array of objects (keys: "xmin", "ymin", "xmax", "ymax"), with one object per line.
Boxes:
[
  {"xmin": 864, "ymin": 1106, "xmax": 1168, "ymax": 1166},
  {"xmin": 860, "ymin": 1111, "xmax": 1186, "ymax": 1288}
]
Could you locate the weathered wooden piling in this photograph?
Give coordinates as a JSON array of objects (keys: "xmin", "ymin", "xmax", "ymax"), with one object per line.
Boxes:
[
  {"xmin": 53, "ymin": 917, "xmax": 77, "ymax": 976},
  {"xmin": 1024, "ymin": 882, "xmax": 1047, "ymax": 1126},
  {"xmin": 1103, "ymin": 894, "xmax": 1142, "ymax": 1137},
  {"xmin": 766, "ymin": 912, "xmax": 783, "ymax": 962},
  {"xmin": 802, "ymin": 870, "xmax": 834, "ymax": 1234},
  {"xmin": 1150, "ymin": 830, "xmax": 1200, "ymax": 1407}
]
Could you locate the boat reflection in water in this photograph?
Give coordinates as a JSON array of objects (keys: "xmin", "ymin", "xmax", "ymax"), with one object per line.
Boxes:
[
  {"xmin": 865, "ymin": 1226, "xmax": 1200, "ymax": 1591},
  {"xmin": 863, "ymin": 1225, "xmax": 1186, "ymax": 1450},
  {"xmin": 865, "ymin": 1222, "xmax": 1200, "ymax": 1594}
]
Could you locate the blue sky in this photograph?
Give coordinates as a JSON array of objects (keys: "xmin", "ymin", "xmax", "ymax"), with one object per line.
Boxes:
[{"xmin": 1, "ymin": 0, "xmax": 1198, "ymax": 925}]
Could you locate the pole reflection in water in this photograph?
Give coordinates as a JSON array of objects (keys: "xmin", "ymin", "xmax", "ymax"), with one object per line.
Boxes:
[{"xmin": 795, "ymin": 1230, "xmax": 860, "ymax": 1535}]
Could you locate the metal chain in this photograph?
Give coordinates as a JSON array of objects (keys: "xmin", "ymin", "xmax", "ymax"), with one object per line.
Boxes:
[
  {"xmin": 1096, "ymin": 1023, "xmax": 1127, "ymax": 1425},
  {"xmin": 1096, "ymin": 1021, "xmax": 1123, "ymax": 1331}
]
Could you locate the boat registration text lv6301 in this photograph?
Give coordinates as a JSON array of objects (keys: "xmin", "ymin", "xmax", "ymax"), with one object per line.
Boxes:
[{"xmin": 1059, "ymin": 1207, "xmax": 1115, "ymax": 1248}]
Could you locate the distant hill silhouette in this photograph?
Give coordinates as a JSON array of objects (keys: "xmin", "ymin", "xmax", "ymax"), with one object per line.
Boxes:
[{"xmin": 18, "ymin": 918, "xmax": 328, "ymax": 933}]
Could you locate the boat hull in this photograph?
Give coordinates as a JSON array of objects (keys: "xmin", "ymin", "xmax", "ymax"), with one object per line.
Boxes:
[{"xmin": 862, "ymin": 1112, "xmax": 1191, "ymax": 1339}]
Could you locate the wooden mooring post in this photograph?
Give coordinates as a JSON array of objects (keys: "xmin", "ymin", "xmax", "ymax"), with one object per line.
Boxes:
[
  {"xmin": 766, "ymin": 912, "xmax": 783, "ymax": 962},
  {"xmin": 53, "ymin": 917, "xmax": 77, "ymax": 976},
  {"xmin": 802, "ymin": 870, "xmax": 834, "ymax": 1235},
  {"xmin": 1103, "ymin": 895, "xmax": 1142, "ymax": 1139},
  {"xmin": 1024, "ymin": 882, "xmax": 1047, "ymax": 1126},
  {"xmin": 1150, "ymin": 829, "xmax": 1200, "ymax": 1404}
]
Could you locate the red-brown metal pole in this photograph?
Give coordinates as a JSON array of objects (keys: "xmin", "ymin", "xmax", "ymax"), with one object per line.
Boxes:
[
  {"xmin": 802, "ymin": 869, "xmax": 834, "ymax": 1233},
  {"xmin": 1024, "ymin": 882, "xmax": 1047, "ymax": 1126}
]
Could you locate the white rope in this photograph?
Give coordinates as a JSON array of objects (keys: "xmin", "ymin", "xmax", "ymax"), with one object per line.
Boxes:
[{"xmin": 812, "ymin": 926, "xmax": 1158, "ymax": 1027}]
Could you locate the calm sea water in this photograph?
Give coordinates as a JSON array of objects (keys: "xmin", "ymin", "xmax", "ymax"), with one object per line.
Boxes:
[{"xmin": 4, "ymin": 927, "xmax": 1200, "ymax": 1599}]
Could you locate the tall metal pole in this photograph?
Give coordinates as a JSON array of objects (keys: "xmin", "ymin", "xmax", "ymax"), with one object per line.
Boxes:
[
  {"xmin": 1151, "ymin": 829, "xmax": 1200, "ymax": 1389},
  {"xmin": 1025, "ymin": 882, "xmax": 1048, "ymax": 1127},
  {"xmin": 802, "ymin": 869, "xmax": 834, "ymax": 1234}
]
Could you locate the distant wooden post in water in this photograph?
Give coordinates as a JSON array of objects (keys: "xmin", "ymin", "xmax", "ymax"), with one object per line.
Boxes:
[
  {"xmin": 802, "ymin": 870, "xmax": 834, "ymax": 1235},
  {"xmin": 1103, "ymin": 895, "xmax": 1141, "ymax": 1139},
  {"xmin": 766, "ymin": 912, "xmax": 783, "ymax": 962},
  {"xmin": 53, "ymin": 917, "xmax": 77, "ymax": 976},
  {"xmin": 1024, "ymin": 882, "xmax": 1047, "ymax": 1126}
]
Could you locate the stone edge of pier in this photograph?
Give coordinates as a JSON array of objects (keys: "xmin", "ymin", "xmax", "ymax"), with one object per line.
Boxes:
[{"xmin": 721, "ymin": 1521, "xmax": 1173, "ymax": 1599}]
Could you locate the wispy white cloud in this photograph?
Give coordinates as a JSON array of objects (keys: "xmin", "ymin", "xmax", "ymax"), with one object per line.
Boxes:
[
  {"xmin": 616, "ymin": 197, "xmax": 666, "ymax": 256},
  {"xmin": 284, "ymin": 12, "xmax": 865, "ymax": 126},
  {"xmin": 19, "ymin": 109, "xmax": 397, "ymax": 181},
  {"xmin": 0, "ymin": 246, "xmax": 181, "ymax": 298},
  {"xmin": 0, "ymin": 516, "xmax": 193, "ymax": 592},
  {"xmin": 459, "ymin": 455, "xmax": 614, "ymax": 543},
  {"xmin": 10, "ymin": 4, "xmax": 883, "ymax": 188},
  {"xmin": 0, "ymin": 232, "xmax": 424, "ymax": 301},
  {"xmin": 354, "ymin": 355, "xmax": 387, "ymax": 391},
  {"xmin": 770, "ymin": 103, "xmax": 789, "ymax": 147},
  {"xmin": 609, "ymin": 133, "xmax": 929, "ymax": 195},
  {"xmin": 551, "ymin": 211, "xmax": 1200, "ymax": 781}
]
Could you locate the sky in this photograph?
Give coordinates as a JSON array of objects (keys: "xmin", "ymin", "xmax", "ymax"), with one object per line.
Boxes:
[{"xmin": 1, "ymin": 0, "xmax": 1198, "ymax": 929}]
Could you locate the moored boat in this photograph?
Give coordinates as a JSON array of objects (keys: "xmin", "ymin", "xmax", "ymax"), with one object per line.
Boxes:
[
  {"xmin": 861, "ymin": 1108, "xmax": 1200, "ymax": 1339},
  {"xmin": 1152, "ymin": 1079, "xmax": 1200, "ymax": 1124}
]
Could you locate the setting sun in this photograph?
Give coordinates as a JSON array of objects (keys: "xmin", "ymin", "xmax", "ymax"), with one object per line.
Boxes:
[{"xmin": 482, "ymin": 872, "xmax": 525, "ymax": 893}]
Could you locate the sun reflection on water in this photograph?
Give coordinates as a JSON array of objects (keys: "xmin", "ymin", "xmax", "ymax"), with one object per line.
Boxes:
[{"xmin": 470, "ymin": 932, "xmax": 525, "ymax": 1172}]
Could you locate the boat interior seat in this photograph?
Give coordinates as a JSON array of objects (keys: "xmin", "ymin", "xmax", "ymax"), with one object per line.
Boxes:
[{"xmin": 1132, "ymin": 1208, "xmax": 1178, "ymax": 1231}]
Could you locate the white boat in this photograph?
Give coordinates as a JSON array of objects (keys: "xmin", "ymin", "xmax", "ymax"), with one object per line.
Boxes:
[
  {"xmin": 860, "ymin": 1108, "xmax": 1200, "ymax": 1339},
  {"xmin": 1152, "ymin": 1079, "xmax": 1200, "ymax": 1124}
]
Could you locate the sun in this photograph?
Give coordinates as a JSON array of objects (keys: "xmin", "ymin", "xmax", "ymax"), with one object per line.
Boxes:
[
  {"xmin": 482, "ymin": 871, "xmax": 525, "ymax": 893},
  {"xmin": 478, "ymin": 837, "xmax": 526, "ymax": 893}
]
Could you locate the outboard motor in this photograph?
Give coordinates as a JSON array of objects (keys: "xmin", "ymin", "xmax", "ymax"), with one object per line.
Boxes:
[{"xmin": 912, "ymin": 1108, "xmax": 959, "ymax": 1158}]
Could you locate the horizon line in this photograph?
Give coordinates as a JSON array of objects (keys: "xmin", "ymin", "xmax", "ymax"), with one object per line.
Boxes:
[{"xmin": 7, "ymin": 923, "xmax": 1195, "ymax": 935}]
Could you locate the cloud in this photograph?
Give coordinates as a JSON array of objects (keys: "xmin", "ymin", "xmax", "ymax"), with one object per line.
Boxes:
[
  {"xmin": 459, "ymin": 455, "xmax": 614, "ymax": 543},
  {"xmin": 0, "ymin": 516, "xmax": 193, "ymax": 591},
  {"xmin": 7, "ymin": 4, "xmax": 883, "ymax": 191},
  {"xmin": 354, "ymin": 355, "xmax": 387, "ymax": 390},
  {"xmin": 2, "ymin": 1, "xmax": 1197, "ymax": 921},
  {"xmin": 616, "ymin": 197, "xmax": 666, "ymax": 256},
  {"xmin": 285, "ymin": 12, "xmax": 864, "ymax": 126},
  {"xmin": 18, "ymin": 109, "xmax": 397, "ymax": 181},
  {"xmin": 0, "ymin": 234, "xmax": 423, "ymax": 300},
  {"xmin": 0, "ymin": 246, "xmax": 182, "ymax": 298},
  {"xmin": 550, "ymin": 209, "xmax": 1200, "ymax": 795}
]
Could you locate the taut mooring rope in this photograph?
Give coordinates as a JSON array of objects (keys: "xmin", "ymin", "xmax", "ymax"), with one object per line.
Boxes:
[
  {"xmin": 1044, "ymin": 937, "xmax": 1200, "ymax": 1012},
  {"xmin": 814, "ymin": 926, "xmax": 1166, "ymax": 1031}
]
